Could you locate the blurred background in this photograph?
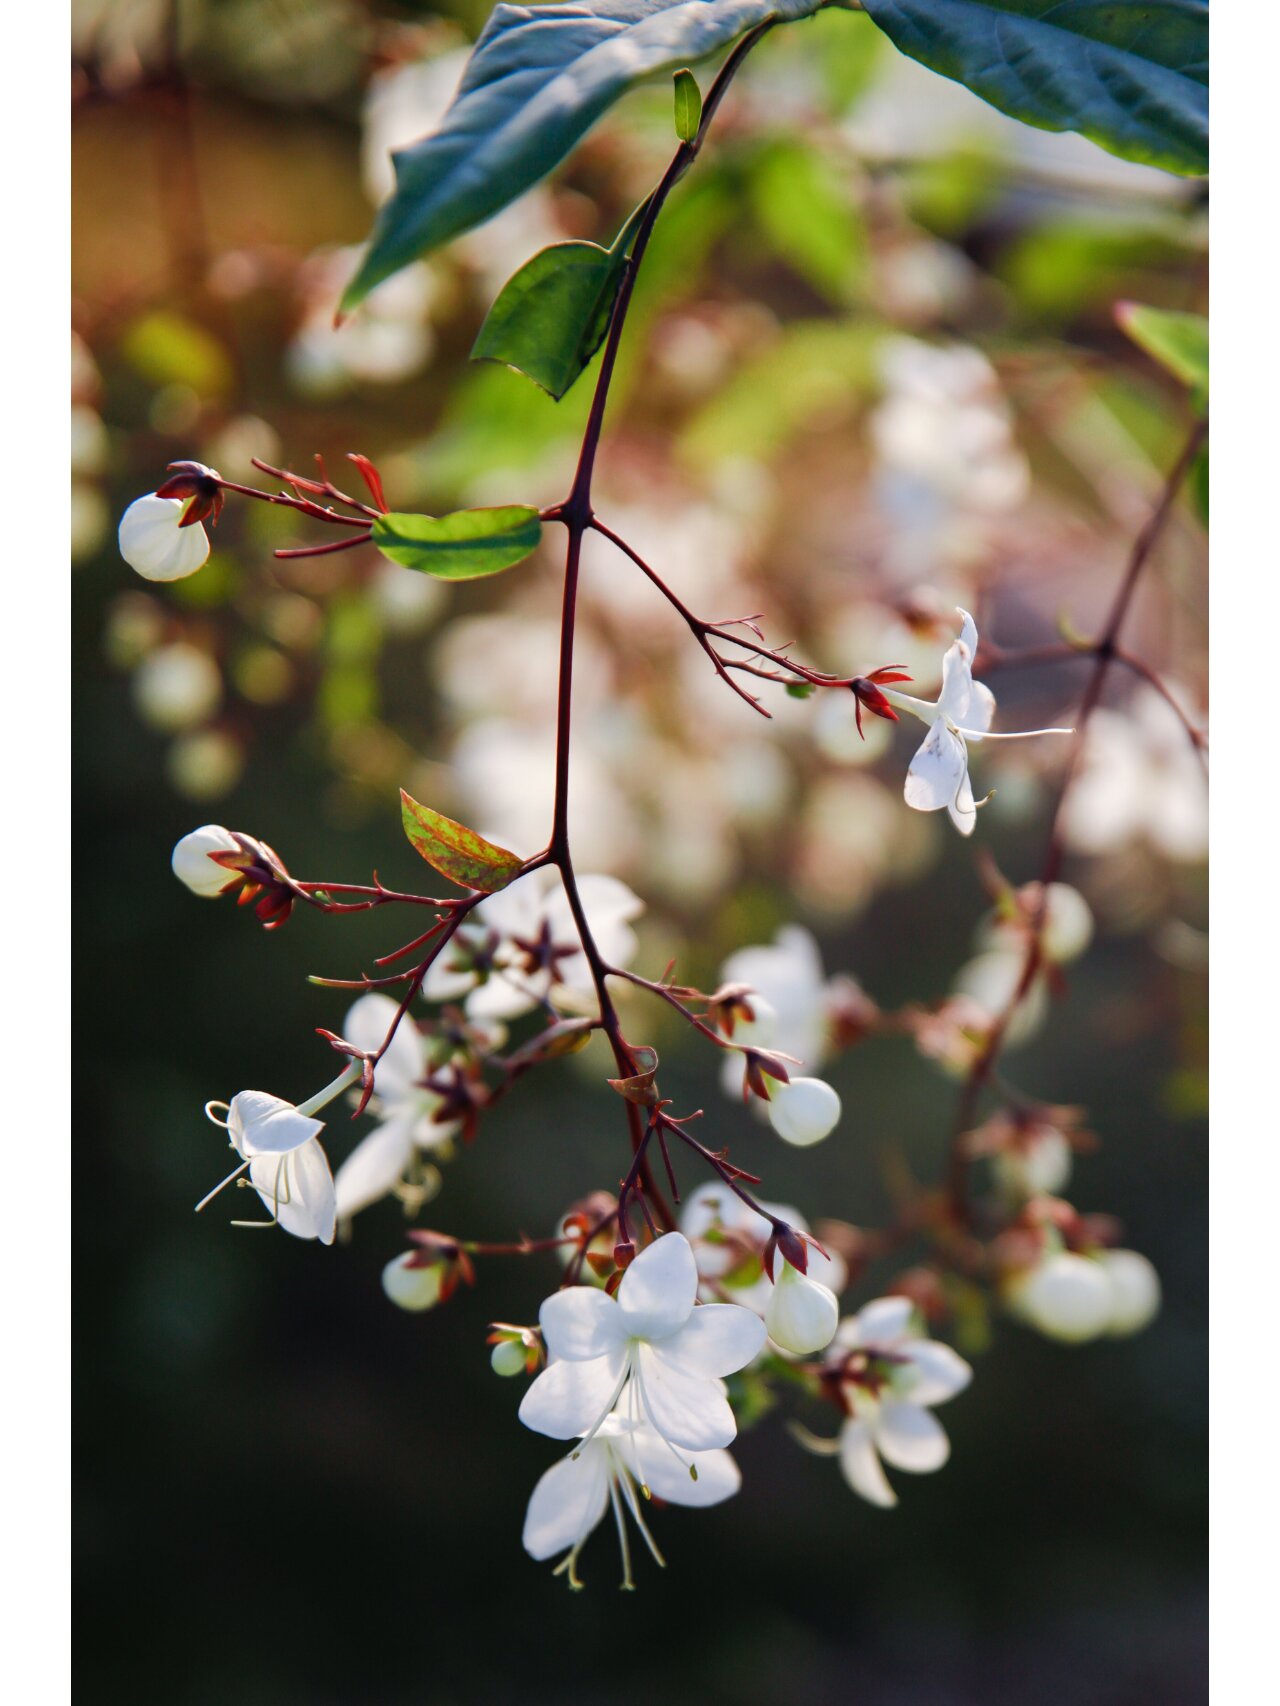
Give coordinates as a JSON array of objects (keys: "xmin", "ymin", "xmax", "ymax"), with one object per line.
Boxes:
[{"xmin": 73, "ymin": 2, "xmax": 1207, "ymax": 1701}]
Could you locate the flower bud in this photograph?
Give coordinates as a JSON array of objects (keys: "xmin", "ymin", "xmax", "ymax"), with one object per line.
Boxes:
[
  {"xmin": 768, "ymin": 1076, "xmax": 841, "ymax": 1147},
  {"xmin": 118, "ymin": 493, "xmax": 211, "ymax": 582},
  {"xmin": 382, "ymin": 1251, "xmax": 445, "ymax": 1312},
  {"xmin": 994, "ymin": 1128, "xmax": 1073, "ymax": 1199},
  {"xmin": 765, "ymin": 1259, "xmax": 839, "ymax": 1354},
  {"xmin": 1039, "ymin": 883, "xmax": 1094, "ymax": 964},
  {"xmin": 1099, "ymin": 1248, "xmax": 1161, "ymax": 1336},
  {"xmin": 172, "ymin": 824, "xmax": 242, "ymax": 896},
  {"xmin": 1009, "ymin": 1252, "xmax": 1113, "ymax": 1343},
  {"xmin": 490, "ymin": 1339, "xmax": 528, "ymax": 1377}
]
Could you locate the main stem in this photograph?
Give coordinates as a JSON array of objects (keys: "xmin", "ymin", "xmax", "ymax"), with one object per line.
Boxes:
[{"xmin": 541, "ymin": 24, "xmax": 776, "ymax": 1231}]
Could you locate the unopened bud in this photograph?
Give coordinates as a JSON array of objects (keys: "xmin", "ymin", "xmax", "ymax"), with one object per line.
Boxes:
[
  {"xmin": 765, "ymin": 1259, "xmax": 839, "ymax": 1355},
  {"xmin": 1008, "ymin": 1251, "xmax": 1112, "ymax": 1343},
  {"xmin": 172, "ymin": 824, "xmax": 242, "ymax": 896},
  {"xmin": 381, "ymin": 1251, "xmax": 445, "ymax": 1312},
  {"xmin": 768, "ymin": 1076, "xmax": 841, "ymax": 1147},
  {"xmin": 1099, "ymin": 1249, "xmax": 1161, "ymax": 1336},
  {"xmin": 118, "ymin": 492, "xmax": 212, "ymax": 582},
  {"xmin": 490, "ymin": 1338, "xmax": 528, "ymax": 1377}
]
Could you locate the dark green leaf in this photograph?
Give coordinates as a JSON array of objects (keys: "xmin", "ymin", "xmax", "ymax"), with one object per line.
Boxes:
[
  {"xmin": 471, "ymin": 203, "xmax": 646, "ymax": 398},
  {"xmin": 1115, "ymin": 301, "xmax": 1208, "ymax": 403},
  {"xmin": 400, "ymin": 791, "xmax": 525, "ymax": 892},
  {"xmin": 673, "ymin": 67, "xmax": 702, "ymax": 141},
  {"xmin": 859, "ymin": 1, "xmax": 1208, "ymax": 176},
  {"xmin": 342, "ymin": 0, "xmax": 827, "ymax": 310},
  {"xmin": 372, "ymin": 507, "xmax": 542, "ymax": 580}
]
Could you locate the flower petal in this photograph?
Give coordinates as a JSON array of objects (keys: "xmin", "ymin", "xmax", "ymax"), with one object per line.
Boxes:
[
  {"xmin": 650, "ymin": 1303, "xmax": 766, "ymax": 1379},
  {"xmin": 875, "ymin": 1400, "xmax": 950, "ymax": 1473},
  {"xmin": 522, "ymin": 1447, "xmax": 610, "ymax": 1561},
  {"xmin": 842, "ymin": 1295, "xmax": 915, "ymax": 1349},
  {"xmin": 899, "ymin": 1340, "xmax": 972, "ymax": 1406},
  {"xmin": 616, "ymin": 1233, "xmax": 698, "ymax": 1341},
  {"xmin": 904, "ymin": 719, "xmax": 969, "ymax": 816},
  {"xmin": 249, "ymin": 1139, "xmax": 335, "ymax": 1244},
  {"xmin": 333, "ymin": 1116, "xmax": 415, "ymax": 1221},
  {"xmin": 839, "ymin": 1419, "xmax": 897, "ymax": 1507},
  {"xmin": 961, "ymin": 680, "xmax": 996, "ymax": 739},
  {"xmin": 947, "ymin": 757, "xmax": 978, "ymax": 837},
  {"xmin": 635, "ymin": 1345, "xmax": 736, "ymax": 1451},
  {"xmin": 935, "ymin": 637, "xmax": 974, "ymax": 725},
  {"xmin": 627, "ymin": 1429, "xmax": 741, "ymax": 1508},
  {"xmin": 517, "ymin": 1350, "xmax": 627, "ymax": 1441},
  {"xmin": 229, "ymin": 1091, "xmax": 324, "ymax": 1157},
  {"xmin": 539, "ymin": 1286, "xmax": 624, "ymax": 1362}
]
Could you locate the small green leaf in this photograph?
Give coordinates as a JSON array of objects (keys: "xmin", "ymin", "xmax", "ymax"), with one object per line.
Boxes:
[
  {"xmin": 470, "ymin": 206, "xmax": 647, "ymax": 399},
  {"xmin": 673, "ymin": 67, "xmax": 702, "ymax": 142},
  {"xmin": 399, "ymin": 791, "xmax": 524, "ymax": 892},
  {"xmin": 1115, "ymin": 302, "xmax": 1208, "ymax": 404},
  {"xmin": 372, "ymin": 507, "xmax": 542, "ymax": 579}
]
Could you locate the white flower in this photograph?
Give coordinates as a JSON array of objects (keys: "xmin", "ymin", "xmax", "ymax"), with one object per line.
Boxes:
[
  {"xmin": 332, "ymin": 993, "xmax": 463, "ymax": 1222},
  {"xmin": 198, "ymin": 1085, "xmax": 346, "ymax": 1245},
  {"xmin": 719, "ymin": 925, "xmax": 832, "ymax": 1073},
  {"xmin": 518, "ymin": 1233, "xmax": 765, "ymax": 1456},
  {"xmin": 424, "ymin": 868, "xmax": 642, "ymax": 1022},
  {"xmin": 819, "ymin": 1297, "xmax": 972, "ymax": 1507},
  {"xmin": 1059, "ymin": 686, "xmax": 1207, "ymax": 863},
  {"xmin": 993, "ymin": 1127, "xmax": 1074, "ymax": 1199},
  {"xmin": 767, "ymin": 1076, "xmax": 842, "ymax": 1147},
  {"xmin": 883, "ymin": 609, "xmax": 1071, "ymax": 836},
  {"xmin": 765, "ymin": 1260, "xmax": 839, "ymax": 1355},
  {"xmin": 172, "ymin": 824, "xmax": 241, "ymax": 897},
  {"xmin": 523, "ymin": 1416, "xmax": 741, "ymax": 1589},
  {"xmin": 118, "ymin": 493, "xmax": 211, "ymax": 582},
  {"xmin": 679, "ymin": 1183, "xmax": 847, "ymax": 1326},
  {"xmin": 1098, "ymin": 1249, "xmax": 1161, "ymax": 1337}
]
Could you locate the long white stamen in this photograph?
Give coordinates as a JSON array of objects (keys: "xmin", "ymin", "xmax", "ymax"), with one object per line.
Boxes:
[
  {"xmin": 608, "ymin": 1473, "xmax": 635, "ymax": 1591},
  {"xmin": 617, "ymin": 1464, "xmax": 666, "ymax": 1568},
  {"xmin": 194, "ymin": 1157, "xmax": 250, "ymax": 1213},
  {"xmin": 958, "ymin": 725, "xmax": 1074, "ymax": 740}
]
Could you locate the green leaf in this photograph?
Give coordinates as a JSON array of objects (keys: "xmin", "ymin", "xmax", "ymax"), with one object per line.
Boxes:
[
  {"xmin": 341, "ymin": 0, "xmax": 826, "ymax": 310},
  {"xmin": 747, "ymin": 139, "xmax": 865, "ymax": 302},
  {"xmin": 400, "ymin": 791, "xmax": 525, "ymax": 892},
  {"xmin": 1115, "ymin": 301, "xmax": 1208, "ymax": 403},
  {"xmin": 471, "ymin": 203, "xmax": 645, "ymax": 399},
  {"xmin": 371, "ymin": 507, "xmax": 542, "ymax": 579},
  {"xmin": 859, "ymin": 1, "xmax": 1208, "ymax": 176},
  {"xmin": 673, "ymin": 67, "xmax": 702, "ymax": 141}
]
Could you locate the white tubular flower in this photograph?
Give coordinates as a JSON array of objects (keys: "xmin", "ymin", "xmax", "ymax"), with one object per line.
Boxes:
[
  {"xmin": 198, "ymin": 1078, "xmax": 354, "ymax": 1246},
  {"xmin": 523, "ymin": 1416, "xmax": 741, "ymax": 1590},
  {"xmin": 118, "ymin": 494, "xmax": 211, "ymax": 582},
  {"xmin": 765, "ymin": 1259, "xmax": 839, "ymax": 1356},
  {"xmin": 767, "ymin": 1076, "xmax": 842, "ymax": 1147},
  {"xmin": 817, "ymin": 1297, "xmax": 972, "ymax": 1508},
  {"xmin": 1098, "ymin": 1249, "xmax": 1162, "ymax": 1337},
  {"xmin": 1008, "ymin": 1251, "xmax": 1114, "ymax": 1343},
  {"xmin": 424, "ymin": 868, "xmax": 642, "ymax": 1022},
  {"xmin": 882, "ymin": 609, "xmax": 1071, "ymax": 836},
  {"xmin": 172, "ymin": 824, "xmax": 242, "ymax": 897},
  {"xmin": 332, "ymin": 993, "xmax": 462, "ymax": 1222},
  {"xmin": 518, "ymin": 1232, "xmax": 765, "ymax": 1456}
]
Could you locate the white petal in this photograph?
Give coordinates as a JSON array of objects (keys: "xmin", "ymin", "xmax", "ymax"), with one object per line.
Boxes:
[
  {"xmin": 1099, "ymin": 1249, "xmax": 1161, "ymax": 1337},
  {"xmin": 634, "ymin": 1345, "xmax": 736, "ymax": 1451},
  {"xmin": 171, "ymin": 825, "xmax": 239, "ymax": 897},
  {"xmin": 522, "ymin": 1448, "xmax": 611, "ymax": 1561},
  {"xmin": 343, "ymin": 993, "xmax": 423, "ymax": 1101},
  {"xmin": 539, "ymin": 1286, "xmax": 624, "ymax": 1362},
  {"xmin": 935, "ymin": 638, "xmax": 974, "ymax": 725},
  {"xmin": 616, "ymin": 1233, "xmax": 698, "ymax": 1341},
  {"xmin": 947, "ymin": 758, "xmax": 978, "ymax": 836},
  {"xmin": 517, "ymin": 1350, "xmax": 627, "ymax": 1441},
  {"xmin": 628, "ymin": 1430, "xmax": 741, "ymax": 1507},
  {"xmin": 899, "ymin": 1340, "xmax": 972, "ymax": 1406},
  {"xmin": 839, "ymin": 1420, "xmax": 897, "ymax": 1507},
  {"xmin": 764, "ymin": 1266, "xmax": 839, "ymax": 1355},
  {"xmin": 249, "ymin": 1139, "xmax": 335, "ymax": 1244},
  {"xmin": 844, "ymin": 1295, "xmax": 915, "ymax": 1349},
  {"xmin": 875, "ymin": 1401, "xmax": 950, "ymax": 1473},
  {"xmin": 904, "ymin": 719, "xmax": 969, "ymax": 816},
  {"xmin": 650, "ymin": 1303, "xmax": 766, "ymax": 1379},
  {"xmin": 228, "ymin": 1091, "xmax": 324, "ymax": 1157},
  {"xmin": 767, "ymin": 1077, "xmax": 841, "ymax": 1146},
  {"xmin": 963, "ymin": 680, "xmax": 996, "ymax": 738},
  {"xmin": 332, "ymin": 1116, "xmax": 415, "ymax": 1221}
]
